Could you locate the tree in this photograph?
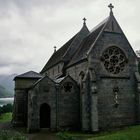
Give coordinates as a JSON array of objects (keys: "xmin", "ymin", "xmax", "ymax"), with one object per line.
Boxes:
[{"xmin": 0, "ymin": 104, "xmax": 13, "ymax": 116}]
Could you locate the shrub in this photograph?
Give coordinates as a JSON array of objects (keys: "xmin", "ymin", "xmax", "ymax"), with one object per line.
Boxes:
[
  {"xmin": 0, "ymin": 130, "xmax": 27, "ymax": 140},
  {"xmin": 0, "ymin": 104, "xmax": 13, "ymax": 115},
  {"xmin": 57, "ymin": 132, "xmax": 76, "ymax": 140}
]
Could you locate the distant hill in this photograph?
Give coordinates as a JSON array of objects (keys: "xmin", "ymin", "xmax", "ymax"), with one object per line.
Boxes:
[
  {"xmin": 0, "ymin": 84, "xmax": 12, "ymax": 97},
  {"xmin": 0, "ymin": 74, "xmax": 17, "ymax": 98}
]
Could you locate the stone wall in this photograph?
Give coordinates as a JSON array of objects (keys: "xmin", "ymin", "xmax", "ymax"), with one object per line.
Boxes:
[
  {"xmin": 45, "ymin": 62, "xmax": 64, "ymax": 78},
  {"xmin": 66, "ymin": 61, "xmax": 88, "ymax": 83},
  {"xmin": 27, "ymin": 75, "xmax": 80, "ymax": 132},
  {"xmin": 97, "ymin": 78, "xmax": 136, "ymax": 129},
  {"xmin": 27, "ymin": 76, "xmax": 57, "ymax": 132},
  {"xmin": 58, "ymin": 76, "xmax": 80, "ymax": 130},
  {"xmin": 13, "ymin": 78, "xmax": 39, "ymax": 126},
  {"xmin": 87, "ymin": 31, "xmax": 137, "ymax": 130}
]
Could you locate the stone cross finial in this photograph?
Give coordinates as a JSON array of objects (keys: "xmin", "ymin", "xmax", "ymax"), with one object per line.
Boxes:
[
  {"xmin": 83, "ymin": 17, "xmax": 87, "ymax": 25},
  {"xmin": 54, "ymin": 46, "xmax": 56, "ymax": 53},
  {"xmin": 108, "ymin": 3, "xmax": 114, "ymax": 15}
]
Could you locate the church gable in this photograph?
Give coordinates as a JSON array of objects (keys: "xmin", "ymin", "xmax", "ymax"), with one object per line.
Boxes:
[
  {"xmin": 85, "ymin": 5, "xmax": 139, "ymax": 130},
  {"xmin": 27, "ymin": 75, "xmax": 57, "ymax": 132},
  {"xmin": 87, "ymin": 9, "xmax": 137, "ymax": 78},
  {"xmin": 30, "ymin": 75, "xmax": 55, "ymax": 93},
  {"xmin": 67, "ymin": 21, "xmax": 105, "ymax": 67},
  {"xmin": 103, "ymin": 14, "xmax": 122, "ymax": 33}
]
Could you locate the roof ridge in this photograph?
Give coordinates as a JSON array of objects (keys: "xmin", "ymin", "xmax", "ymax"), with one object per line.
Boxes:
[
  {"xmin": 28, "ymin": 74, "xmax": 56, "ymax": 90},
  {"xmin": 14, "ymin": 70, "xmax": 42, "ymax": 79},
  {"xmin": 90, "ymin": 17, "xmax": 109, "ymax": 33}
]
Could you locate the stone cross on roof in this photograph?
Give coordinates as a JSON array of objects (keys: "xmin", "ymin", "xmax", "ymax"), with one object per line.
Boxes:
[
  {"xmin": 108, "ymin": 3, "xmax": 114, "ymax": 15},
  {"xmin": 83, "ymin": 17, "xmax": 87, "ymax": 25},
  {"xmin": 54, "ymin": 46, "xmax": 57, "ymax": 53}
]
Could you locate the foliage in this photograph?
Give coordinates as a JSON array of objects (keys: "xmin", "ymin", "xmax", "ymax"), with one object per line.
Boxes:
[
  {"xmin": 0, "ymin": 130, "xmax": 27, "ymax": 140},
  {"xmin": 57, "ymin": 131, "xmax": 76, "ymax": 140},
  {"xmin": 0, "ymin": 104, "xmax": 13, "ymax": 115},
  {"xmin": 0, "ymin": 113, "xmax": 12, "ymax": 122}
]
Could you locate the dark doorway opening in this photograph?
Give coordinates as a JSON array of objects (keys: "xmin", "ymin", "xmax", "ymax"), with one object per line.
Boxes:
[{"xmin": 40, "ymin": 103, "xmax": 50, "ymax": 128}]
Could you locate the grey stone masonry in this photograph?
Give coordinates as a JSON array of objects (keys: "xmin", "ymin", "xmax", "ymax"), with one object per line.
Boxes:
[{"xmin": 12, "ymin": 78, "xmax": 40, "ymax": 127}]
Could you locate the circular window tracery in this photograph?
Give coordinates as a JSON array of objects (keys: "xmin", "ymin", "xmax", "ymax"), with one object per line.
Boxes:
[{"xmin": 101, "ymin": 46, "xmax": 128, "ymax": 74}]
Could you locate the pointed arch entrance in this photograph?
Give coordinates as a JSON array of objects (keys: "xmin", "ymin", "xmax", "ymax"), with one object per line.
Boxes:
[{"xmin": 40, "ymin": 103, "xmax": 51, "ymax": 128}]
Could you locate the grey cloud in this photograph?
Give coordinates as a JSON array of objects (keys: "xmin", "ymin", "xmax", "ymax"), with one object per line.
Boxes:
[{"xmin": 0, "ymin": 0, "xmax": 139, "ymax": 75}]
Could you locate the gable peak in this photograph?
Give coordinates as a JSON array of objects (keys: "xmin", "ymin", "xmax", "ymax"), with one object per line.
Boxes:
[{"xmin": 80, "ymin": 17, "xmax": 89, "ymax": 33}]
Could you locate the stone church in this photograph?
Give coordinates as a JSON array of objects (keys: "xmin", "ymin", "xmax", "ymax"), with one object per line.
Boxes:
[{"xmin": 12, "ymin": 4, "xmax": 140, "ymax": 132}]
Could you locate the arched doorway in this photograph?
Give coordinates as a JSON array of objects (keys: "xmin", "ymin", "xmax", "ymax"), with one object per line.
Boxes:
[{"xmin": 40, "ymin": 103, "xmax": 50, "ymax": 128}]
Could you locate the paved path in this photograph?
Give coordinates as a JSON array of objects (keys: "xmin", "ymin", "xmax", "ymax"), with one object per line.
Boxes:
[
  {"xmin": 0, "ymin": 122, "xmax": 61, "ymax": 140},
  {"xmin": 27, "ymin": 130, "xmax": 61, "ymax": 140},
  {"xmin": 0, "ymin": 122, "xmax": 12, "ymax": 130}
]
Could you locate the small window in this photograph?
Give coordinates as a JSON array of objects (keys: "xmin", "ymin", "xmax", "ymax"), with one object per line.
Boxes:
[{"xmin": 79, "ymin": 71, "xmax": 85, "ymax": 80}]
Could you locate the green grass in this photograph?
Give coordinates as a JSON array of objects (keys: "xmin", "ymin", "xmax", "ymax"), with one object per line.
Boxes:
[
  {"xmin": 0, "ymin": 112, "xmax": 12, "ymax": 122},
  {"xmin": 86, "ymin": 126, "xmax": 140, "ymax": 140},
  {"xmin": 58, "ymin": 125, "xmax": 140, "ymax": 140}
]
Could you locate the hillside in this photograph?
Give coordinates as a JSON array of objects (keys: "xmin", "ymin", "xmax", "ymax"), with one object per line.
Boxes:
[
  {"xmin": 0, "ymin": 85, "xmax": 12, "ymax": 98},
  {"xmin": 0, "ymin": 74, "xmax": 16, "ymax": 98}
]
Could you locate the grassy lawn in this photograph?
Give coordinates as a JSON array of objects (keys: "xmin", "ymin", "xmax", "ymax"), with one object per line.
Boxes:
[
  {"xmin": 0, "ymin": 113, "xmax": 27, "ymax": 140},
  {"xmin": 86, "ymin": 126, "xmax": 140, "ymax": 140},
  {"xmin": 0, "ymin": 112, "xmax": 12, "ymax": 122},
  {"xmin": 58, "ymin": 125, "xmax": 140, "ymax": 140}
]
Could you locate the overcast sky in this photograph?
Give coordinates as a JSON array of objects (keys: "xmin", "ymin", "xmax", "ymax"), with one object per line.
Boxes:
[{"xmin": 0, "ymin": 0, "xmax": 139, "ymax": 75}]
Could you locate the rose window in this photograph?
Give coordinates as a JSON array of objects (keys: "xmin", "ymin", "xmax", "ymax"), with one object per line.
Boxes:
[{"xmin": 101, "ymin": 46, "xmax": 128, "ymax": 74}]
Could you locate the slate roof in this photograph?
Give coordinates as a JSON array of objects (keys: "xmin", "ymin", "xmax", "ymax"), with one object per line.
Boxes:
[
  {"xmin": 41, "ymin": 35, "xmax": 76, "ymax": 73},
  {"xmin": 14, "ymin": 71, "xmax": 42, "ymax": 80},
  {"xmin": 41, "ymin": 14, "xmax": 125, "ymax": 71},
  {"xmin": 40, "ymin": 23, "xmax": 89, "ymax": 73},
  {"xmin": 67, "ymin": 17, "xmax": 108, "ymax": 67},
  {"xmin": 62, "ymin": 24, "xmax": 90, "ymax": 62}
]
